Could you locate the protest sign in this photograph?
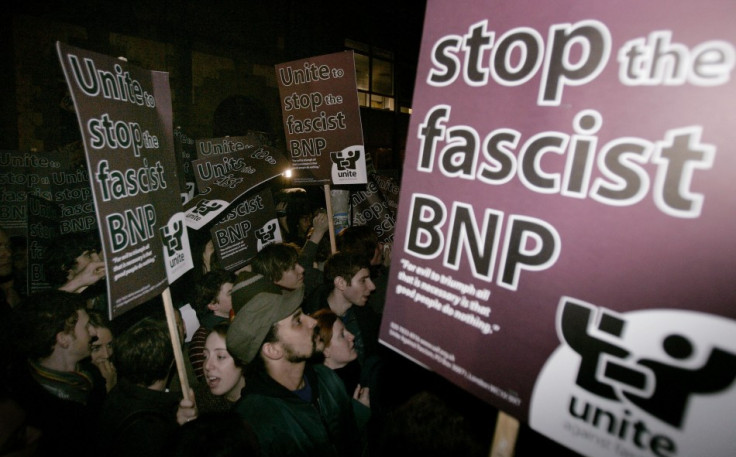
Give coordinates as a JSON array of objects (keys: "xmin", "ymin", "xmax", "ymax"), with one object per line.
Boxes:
[
  {"xmin": 183, "ymin": 145, "xmax": 290, "ymax": 230},
  {"xmin": 0, "ymin": 150, "xmax": 58, "ymax": 234},
  {"xmin": 192, "ymin": 137, "xmax": 259, "ymax": 191},
  {"xmin": 195, "ymin": 135, "xmax": 257, "ymax": 159},
  {"xmin": 174, "ymin": 127, "xmax": 196, "ymax": 204},
  {"xmin": 26, "ymin": 195, "xmax": 60, "ymax": 294},
  {"xmin": 51, "ymin": 164, "xmax": 97, "ymax": 235},
  {"xmin": 276, "ymin": 51, "xmax": 368, "ymax": 186},
  {"xmin": 349, "ymin": 173, "xmax": 396, "ymax": 244},
  {"xmin": 210, "ymin": 188, "xmax": 282, "ymax": 272},
  {"xmin": 57, "ymin": 42, "xmax": 193, "ymax": 319},
  {"xmin": 380, "ymin": 2, "xmax": 736, "ymax": 456}
]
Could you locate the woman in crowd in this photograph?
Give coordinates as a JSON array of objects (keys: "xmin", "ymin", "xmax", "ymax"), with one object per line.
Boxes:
[
  {"xmin": 312, "ymin": 308, "xmax": 370, "ymax": 410},
  {"xmin": 202, "ymin": 322, "xmax": 245, "ymax": 406},
  {"xmin": 87, "ymin": 310, "xmax": 117, "ymax": 392}
]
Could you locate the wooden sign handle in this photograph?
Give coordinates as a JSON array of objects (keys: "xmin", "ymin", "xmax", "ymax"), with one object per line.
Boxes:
[
  {"xmin": 323, "ymin": 184, "xmax": 337, "ymax": 254},
  {"xmin": 489, "ymin": 411, "xmax": 519, "ymax": 457},
  {"xmin": 162, "ymin": 287, "xmax": 191, "ymax": 401}
]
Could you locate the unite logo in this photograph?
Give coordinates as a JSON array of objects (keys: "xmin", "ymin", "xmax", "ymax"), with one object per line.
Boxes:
[
  {"xmin": 530, "ymin": 297, "xmax": 736, "ymax": 457},
  {"xmin": 160, "ymin": 214, "xmax": 192, "ymax": 281},
  {"xmin": 330, "ymin": 148, "xmax": 361, "ymax": 171},
  {"xmin": 160, "ymin": 219, "xmax": 184, "ymax": 257},
  {"xmin": 330, "ymin": 145, "xmax": 366, "ymax": 184},
  {"xmin": 193, "ymin": 199, "xmax": 223, "ymax": 216},
  {"xmin": 255, "ymin": 220, "xmax": 280, "ymax": 251}
]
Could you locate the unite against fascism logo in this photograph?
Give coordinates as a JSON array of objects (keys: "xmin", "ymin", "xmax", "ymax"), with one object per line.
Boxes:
[
  {"xmin": 256, "ymin": 220, "xmax": 280, "ymax": 251},
  {"xmin": 530, "ymin": 297, "xmax": 736, "ymax": 457}
]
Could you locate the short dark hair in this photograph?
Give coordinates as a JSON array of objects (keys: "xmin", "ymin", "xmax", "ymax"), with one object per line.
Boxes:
[
  {"xmin": 336, "ymin": 225, "xmax": 378, "ymax": 264},
  {"xmin": 193, "ymin": 269, "xmax": 236, "ymax": 318},
  {"xmin": 19, "ymin": 289, "xmax": 87, "ymax": 360},
  {"xmin": 43, "ymin": 231, "xmax": 101, "ymax": 286},
  {"xmin": 323, "ymin": 252, "xmax": 370, "ymax": 286},
  {"xmin": 207, "ymin": 321, "xmax": 244, "ymax": 369},
  {"xmin": 251, "ymin": 242, "xmax": 300, "ymax": 283},
  {"xmin": 114, "ymin": 318, "xmax": 173, "ymax": 387},
  {"xmin": 87, "ymin": 309, "xmax": 111, "ymax": 330}
]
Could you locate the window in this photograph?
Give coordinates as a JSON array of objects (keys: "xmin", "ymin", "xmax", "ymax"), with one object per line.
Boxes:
[{"xmin": 346, "ymin": 39, "xmax": 394, "ymax": 111}]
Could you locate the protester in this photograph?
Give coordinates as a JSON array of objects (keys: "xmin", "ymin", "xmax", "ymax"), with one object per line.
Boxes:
[
  {"xmin": 300, "ymin": 209, "xmax": 330, "ymax": 293},
  {"xmin": 105, "ymin": 295, "xmax": 196, "ymax": 398},
  {"xmin": 251, "ymin": 242, "xmax": 304, "ymax": 289},
  {"xmin": 311, "ymin": 308, "xmax": 367, "ymax": 403},
  {"xmin": 11, "ymin": 289, "xmax": 106, "ymax": 457},
  {"xmin": 226, "ymin": 283, "xmax": 364, "ymax": 457},
  {"xmin": 202, "ymin": 322, "xmax": 245, "ymax": 404},
  {"xmin": 303, "ymin": 252, "xmax": 380, "ymax": 367},
  {"xmin": 87, "ymin": 310, "xmax": 117, "ymax": 392},
  {"xmin": 336, "ymin": 224, "xmax": 390, "ymax": 314},
  {"xmin": 275, "ymin": 188, "xmax": 313, "ymax": 247},
  {"xmin": 96, "ymin": 317, "xmax": 197, "ymax": 457},
  {"xmin": 252, "ymin": 205, "xmax": 329, "ymax": 300},
  {"xmin": 45, "ymin": 231, "xmax": 107, "ymax": 312},
  {"xmin": 188, "ymin": 268, "xmax": 236, "ymax": 383},
  {"xmin": 311, "ymin": 307, "xmax": 371, "ymax": 439}
]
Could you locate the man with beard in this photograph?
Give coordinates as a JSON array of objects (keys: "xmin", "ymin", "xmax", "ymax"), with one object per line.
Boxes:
[{"xmin": 227, "ymin": 283, "xmax": 363, "ymax": 457}]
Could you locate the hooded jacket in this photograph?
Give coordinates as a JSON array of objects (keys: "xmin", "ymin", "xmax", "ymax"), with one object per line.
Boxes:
[{"xmin": 233, "ymin": 363, "xmax": 362, "ymax": 457}]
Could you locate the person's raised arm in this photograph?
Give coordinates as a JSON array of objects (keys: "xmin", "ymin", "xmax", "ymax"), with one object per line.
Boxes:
[{"xmin": 58, "ymin": 260, "xmax": 105, "ymax": 293}]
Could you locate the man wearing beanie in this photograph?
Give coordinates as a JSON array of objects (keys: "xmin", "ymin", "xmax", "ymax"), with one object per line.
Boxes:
[{"xmin": 227, "ymin": 278, "xmax": 363, "ymax": 457}]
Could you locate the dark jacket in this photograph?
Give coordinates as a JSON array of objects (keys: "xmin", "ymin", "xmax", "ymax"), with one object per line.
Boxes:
[
  {"xmin": 11, "ymin": 358, "xmax": 106, "ymax": 457},
  {"xmin": 298, "ymin": 239, "xmax": 324, "ymax": 301},
  {"xmin": 233, "ymin": 364, "xmax": 362, "ymax": 457},
  {"xmin": 96, "ymin": 378, "xmax": 181, "ymax": 457}
]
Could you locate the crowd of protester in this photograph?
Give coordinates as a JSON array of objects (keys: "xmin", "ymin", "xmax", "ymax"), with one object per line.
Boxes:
[{"xmin": 0, "ymin": 191, "xmax": 493, "ymax": 457}]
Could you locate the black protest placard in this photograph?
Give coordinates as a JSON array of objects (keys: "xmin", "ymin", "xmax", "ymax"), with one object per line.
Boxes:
[
  {"xmin": 174, "ymin": 127, "xmax": 196, "ymax": 204},
  {"xmin": 0, "ymin": 150, "xmax": 58, "ymax": 235},
  {"xmin": 276, "ymin": 51, "xmax": 368, "ymax": 185},
  {"xmin": 50, "ymin": 163, "xmax": 97, "ymax": 235},
  {"xmin": 210, "ymin": 188, "xmax": 282, "ymax": 272},
  {"xmin": 195, "ymin": 135, "xmax": 258, "ymax": 160},
  {"xmin": 350, "ymin": 173, "xmax": 397, "ymax": 244},
  {"xmin": 192, "ymin": 136, "xmax": 260, "ymax": 191},
  {"xmin": 57, "ymin": 42, "xmax": 193, "ymax": 319},
  {"xmin": 183, "ymin": 145, "xmax": 290, "ymax": 230}
]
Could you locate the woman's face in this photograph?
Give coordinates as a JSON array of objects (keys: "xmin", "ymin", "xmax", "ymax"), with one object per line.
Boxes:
[
  {"xmin": 212, "ymin": 282, "xmax": 233, "ymax": 318},
  {"xmin": 324, "ymin": 319, "xmax": 357, "ymax": 368},
  {"xmin": 90, "ymin": 327, "xmax": 114, "ymax": 364},
  {"xmin": 297, "ymin": 213, "xmax": 312, "ymax": 234},
  {"xmin": 203, "ymin": 332, "xmax": 244, "ymax": 402}
]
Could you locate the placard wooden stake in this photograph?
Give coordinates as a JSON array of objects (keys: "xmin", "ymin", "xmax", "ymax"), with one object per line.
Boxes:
[
  {"xmin": 324, "ymin": 184, "xmax": 337, "ymax": 254},
  {"xmin": 489, "ymin": 411, "xmax": 519, "ymax": 457},
  {"xmin": 162, "ymin": 287, "xmax": 191, "ymax": 401}
]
